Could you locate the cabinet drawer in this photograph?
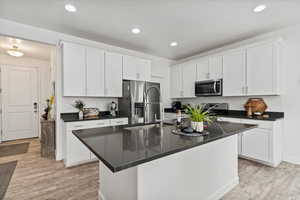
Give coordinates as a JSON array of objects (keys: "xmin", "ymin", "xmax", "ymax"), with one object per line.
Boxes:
[
  {"xmin": 240, "ymin": 119, "xmax": 273, "ymax": 130},
  {"xmin": 110, "ymin": 118, "xmax": 128, "ymax": 126},
  {"xmin": 66, "ymin": 119, "xmax": 110, "ymax": 130}
]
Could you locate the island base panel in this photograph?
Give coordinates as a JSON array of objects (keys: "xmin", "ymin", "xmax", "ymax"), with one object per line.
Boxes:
[{"xmin": 99, "ymin": 135, "xmax": 239, "ymax": 200}]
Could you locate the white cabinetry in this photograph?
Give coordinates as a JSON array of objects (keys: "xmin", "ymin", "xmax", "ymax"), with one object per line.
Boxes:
[
  {"xmin": 123, "ymin": 55, "xmax": 151, "ymax": 81},
  {"xmin": 86, "ymin": 47, "xmax": 105, "ymax": 96},
  {"xmin": 246, "ymin": 43, "xmax": 279, "ymax": 95},
  {"xmin": 170, "ymin": 64, "xmax": 183, "ymax": 98},
  {"xmin": 64, "ymin": 118, "xmax": 128, "ymax": 167},
  {"xmin": 170, "ymin": 62, "xmax": 196, "ymax": 98},
  {"xmin": 62, "ymin": 41, "xmax": 124, "ymax": 97},
  {"xmin": 63, "ymin": 42, "xmax": 86, "ymax": 96},
  {"xmin": 218, "ymin": 117, "xmax": 283, "ymax": 167},
  {"xmin": 196, "ymin": 56, "xmax": 223, "ymax": 81},
  {"xmin": 105, "ymin": 52, "xmax": 123, "ymax": 97},
  {"xmin": 223, "ymin": 49, "xmax": 246, "ymax": 96}
]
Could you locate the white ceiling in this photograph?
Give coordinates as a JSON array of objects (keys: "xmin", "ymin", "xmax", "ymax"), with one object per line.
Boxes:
[
  {"xmin": 0, "ymin": 0, "xmax": 299, "ymax": 60},
  {"xmin": 0, "ymin": 36, "xmax": 52, "ymax": 60}
]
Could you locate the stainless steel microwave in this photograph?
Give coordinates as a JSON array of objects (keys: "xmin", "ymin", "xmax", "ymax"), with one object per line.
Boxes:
[{"xmin": 195, "ymin": 79, "xmax": 222, "ymax": 97}]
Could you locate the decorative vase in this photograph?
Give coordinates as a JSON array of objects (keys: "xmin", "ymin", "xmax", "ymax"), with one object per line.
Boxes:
[
  {"xmin": 191, "ymin": 121, "xmax": 204, "ymax": 132},
  {"xmin": 78, "ymin": 110, "xmax": 84, "ymax": 119}
]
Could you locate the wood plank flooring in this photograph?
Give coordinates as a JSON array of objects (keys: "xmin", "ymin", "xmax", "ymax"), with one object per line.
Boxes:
[{"xmin": 1, "ymin": 138, "xmax": 300, "ymax": 200}]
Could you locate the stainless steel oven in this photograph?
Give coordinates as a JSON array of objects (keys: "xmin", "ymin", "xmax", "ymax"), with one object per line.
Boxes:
[{"xmin": 195, "ymin": 79, "xmax": 222, "ymax": 97}]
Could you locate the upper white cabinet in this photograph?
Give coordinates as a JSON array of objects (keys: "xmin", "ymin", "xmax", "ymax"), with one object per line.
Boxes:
[
  {"xmin": 62, "ymin": 41, "xmax": 130, "ymax": 97},
  {"xmin": 209, "ymin": 56, "xmax": 223, "ymax": 80},
  {"xmin": 223, "ymin": 49, "xmax": 246, "ymax": 96},
  {"xmin": 170, "ymin": 62, "xmax": 196, "ymax": 98},
  {"xmin": 196, "ymin": 58, "xmax": 209, "ymax": 81},
  {"xmin": 86, "ymin": 47, "xmax": 105, "ymax": 96},
  {"xmin": 196, "ymin": 56, "xmax": 223, "ymax": 81},
  {"xmin": 105, "ymin": 52, "xmax": 123, "ymax": 97},
  {"xmin": 223, "ymin": 40, "xmax": 281, "ymax": 97},
  {"xmin": 182, "ymin": 62, "xmax": 197, "ymax": 98},
  {"xmin": 170, "ymin": 64, "xmax": 182, "ymax": 98},
  {"xmin": 63, "ymin": 42, "xmax": 86, "ymax": 96},
  {"xmin": 123, "ymin": 55, "xmax": 151, "ymax": 81},
  {"xmin": 246, "ymin": 43, "xmax": 279, "ymax": 95}
]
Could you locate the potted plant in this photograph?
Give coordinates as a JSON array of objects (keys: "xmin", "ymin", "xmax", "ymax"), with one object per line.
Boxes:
[
  {"xmin": 73, "ymin": 100, "xmax": 86, "ymax": 119},
  {"xmin": 185, "ymin": 105, "xmax": 214, "ymax": 132}
]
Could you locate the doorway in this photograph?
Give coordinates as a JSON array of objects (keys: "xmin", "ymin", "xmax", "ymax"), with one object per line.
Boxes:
[
  {"xmin": 0, "ymin": 36, "xmax": 54, "ymax": 142},
  {"xmin": 1, "ymin": 65, "xmax": 39, "ymax": 141}
]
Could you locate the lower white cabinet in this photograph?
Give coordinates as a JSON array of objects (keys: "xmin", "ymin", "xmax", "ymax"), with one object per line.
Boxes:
[
  {"xmin": 64, "ymin": 118, "xmax": 128, "ymax": 167},
  {"xmin": 218, "ymin": 117, "xmax": 283, "ymax": 167}
]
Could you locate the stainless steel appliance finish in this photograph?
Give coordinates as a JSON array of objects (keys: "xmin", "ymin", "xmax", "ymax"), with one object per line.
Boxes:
[
  {"xmin": 195, "ymin": 79, "xmax": 222, "ymax": 97},
  {"xmin": 118, "ymin": 80, "xmax": 161, "ymax": 124}
]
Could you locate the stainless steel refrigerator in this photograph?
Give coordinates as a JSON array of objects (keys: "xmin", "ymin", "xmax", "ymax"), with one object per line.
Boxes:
[{"xmin": 118, "ymin": 80, "xmax": 161, "ymax": 124}]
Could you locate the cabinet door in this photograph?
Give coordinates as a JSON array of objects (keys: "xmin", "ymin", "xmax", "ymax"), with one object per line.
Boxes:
[
  {"xmin": 246, "ymin": 43, "xmax": 275, "ymax": 95},
  {"xmin": 170, "ymin": 65, "xmax": 182, "ymax": 98},
  {"xmin": 223, "ymin": 50, "xmax": 246, "ymax": 96},
  {"xmin": 196, "ymin": 59, "xmax": 209, "ymax": 81},
  {"xmin": 123, "ymin": 55, "xmax": 137, "ymax": 80},
  {"xmin": 63, "ymin": 42, "xmax": 86, "ymax": 96},
  {"xmin": 137, "ymin": 59, "xmax": 151, "ymax": 81},
  {"xmin": 242, "ymin": 128, "xmax": 270, "ymax": 162},
  {"xmin": 105, "ymin": 52, "xmax": 123, "ymax": 97},
  {"xmin": 67, "ymin": 132, "xmax": 91, "ymax": 166},
  {"xmin": 181, "ymin": 62, "xmax": 196, "ymax": 98},
  {"xmin": 86, "ymin": 47, "xmax": 105, "ymax": 96},
  {"xmin": 209, "ymin": 56, "xmax": 223, "ymax": 80}
]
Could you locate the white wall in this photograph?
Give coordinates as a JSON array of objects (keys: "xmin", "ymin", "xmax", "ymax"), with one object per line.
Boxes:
[{"xmin": 173, "ymin": 24, "xmax": 300, "ymax": 165}]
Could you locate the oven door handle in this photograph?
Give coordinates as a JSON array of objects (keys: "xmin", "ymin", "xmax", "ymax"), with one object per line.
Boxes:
[{"xmin": 213, "ymin": 81, "xmax": 217, "ymax": 93}]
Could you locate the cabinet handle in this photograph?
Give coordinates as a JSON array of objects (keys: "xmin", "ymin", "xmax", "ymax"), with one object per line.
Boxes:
[
  {"xmin": 136, "ymin": 73, "xmax": 140, "ymax": 79},
  {"xmin": 206, "ymin": 73, "xmax": 210, "ymax": 79},
  {"xmin": 96, "ymin": 123, "xmax": 105, "ymax": 125},
  {"xmin": 245, "ymin": 86, "xmax": 248, "ymax": 94},
  {"xmin": 116, "ymin": 121, "xmax": 123, "ymax": 123},
  {"xmin": 74, "ymin": 125, "xmax": 83, "ymax": 128}
]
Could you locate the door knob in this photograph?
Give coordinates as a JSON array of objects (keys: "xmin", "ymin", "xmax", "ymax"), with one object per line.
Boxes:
[{"xmin": 33, "ymin": 102, "xmax": 38, "ymax": 113}]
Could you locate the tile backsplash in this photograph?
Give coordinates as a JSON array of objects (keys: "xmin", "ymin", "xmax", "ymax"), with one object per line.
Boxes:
[{"xmin": 61, "ymin": 97, "xmax": 117, "ymax": 113}]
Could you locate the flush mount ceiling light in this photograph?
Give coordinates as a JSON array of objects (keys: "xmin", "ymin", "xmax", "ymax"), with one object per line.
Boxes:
[
  {"xmin": 253, "ymin": 4, "xmax": 267, "ymax": 13},
  {"xmin": 131, "ymin": 28, "xmax": 141, "ymax": 34},
  {"xmin": 170, "ymin": 42, "xmax": 178, "ymax": 47},
  {"xmin": 65, "ymin": 3, "xmax": 77, "ymax": 12},
  {"xmin": 7, "ymin": 45, "xmax": 24, "ymax": 57}
]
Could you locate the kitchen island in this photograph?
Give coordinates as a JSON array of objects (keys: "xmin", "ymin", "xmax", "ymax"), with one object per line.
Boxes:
[{"xmin": 73, "ymin": 122, "xmax": 256, "ymax": 200}]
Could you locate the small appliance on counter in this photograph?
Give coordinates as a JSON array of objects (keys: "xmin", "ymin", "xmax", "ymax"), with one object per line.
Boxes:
[
  {"xmin": 109, "ymin": 101, "xmax": 118, "ymax": 117},
  {"xmin": 171, "ymin": 101, "xmax": 182, "ymax": 112}
]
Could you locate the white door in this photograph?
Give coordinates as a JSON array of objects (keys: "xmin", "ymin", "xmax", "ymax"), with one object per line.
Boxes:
[
  {"xmin": 86, "ymin": 47, "xmax": 105, "ymax": 96},
  {"xmin": 196, "ymin": 59, "xmax": 209, "ymax": 81},
  {"xmin": 223, "ymin": 49, "xmax": 246, "ymax": 96},
  {"xmin": 62, "ymin": 42, "xmax": 86, "ymax": 96},
  {"xmin": 105, "ymin": 52, "xmax": 123, "ymax": 97},
  {"xmin": 170, "ymin": 65, "xmax": 182, "ymax": 98},
  {"xmin": 181, "ymin": 62, "xmax": 196, "ymax": 98},
  {"xmin": 2, "ymin": 66, "xmax": 39, "ymax": 141},
  {"xmin": 246, "ymin": 43, "xmax": 275, "ymax": 95},
  {"xmin": 209, "ymin": 56, "xmax": 223, "ymax": 80}
]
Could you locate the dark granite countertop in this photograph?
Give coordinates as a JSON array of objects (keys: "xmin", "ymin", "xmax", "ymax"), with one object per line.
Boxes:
[
  {"xmin": 164, "ymin": 108, "xmax": 284, "ymax": 121},
  {"xmin": 72, "ymin": 122, "xmax": 257, "ymax": 172},
  {"xmin": 61, "ymin": 112, "xmax": 126, "ymax": 122}
]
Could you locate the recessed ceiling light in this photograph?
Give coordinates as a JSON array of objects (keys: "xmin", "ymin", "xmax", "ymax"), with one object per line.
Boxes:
[
  {"xmin": 131, "ymin": 28, "xmax": 141, "ymax": 34},
  {"xmin": 65, "ymin": 4, "xmax": 77, "ymax": 12},
  {"xmin": 7, "ymin": 45, "xmax": 24, "ymax": 57},
  {"xmin": 253, "ymin": 4, "xmax": 266, "ymax": 13},
  {"xmin": 170, "ymin": 42, "xmax": 178, "ymax": 47}
]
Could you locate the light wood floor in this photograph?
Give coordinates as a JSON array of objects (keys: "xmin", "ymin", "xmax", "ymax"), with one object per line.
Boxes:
[{"xmin": 1, "ymin": 138, "xmax": 300, "ymax": 200}]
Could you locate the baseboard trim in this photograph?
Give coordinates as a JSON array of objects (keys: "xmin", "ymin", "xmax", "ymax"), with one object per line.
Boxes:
[
  {"xmin": 283, "ymin": 155, "xmax": 300, "ymax": 165},
  {"xmin": 207, "ymin": 177, "xmax": 239, "ymax": 200}
]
